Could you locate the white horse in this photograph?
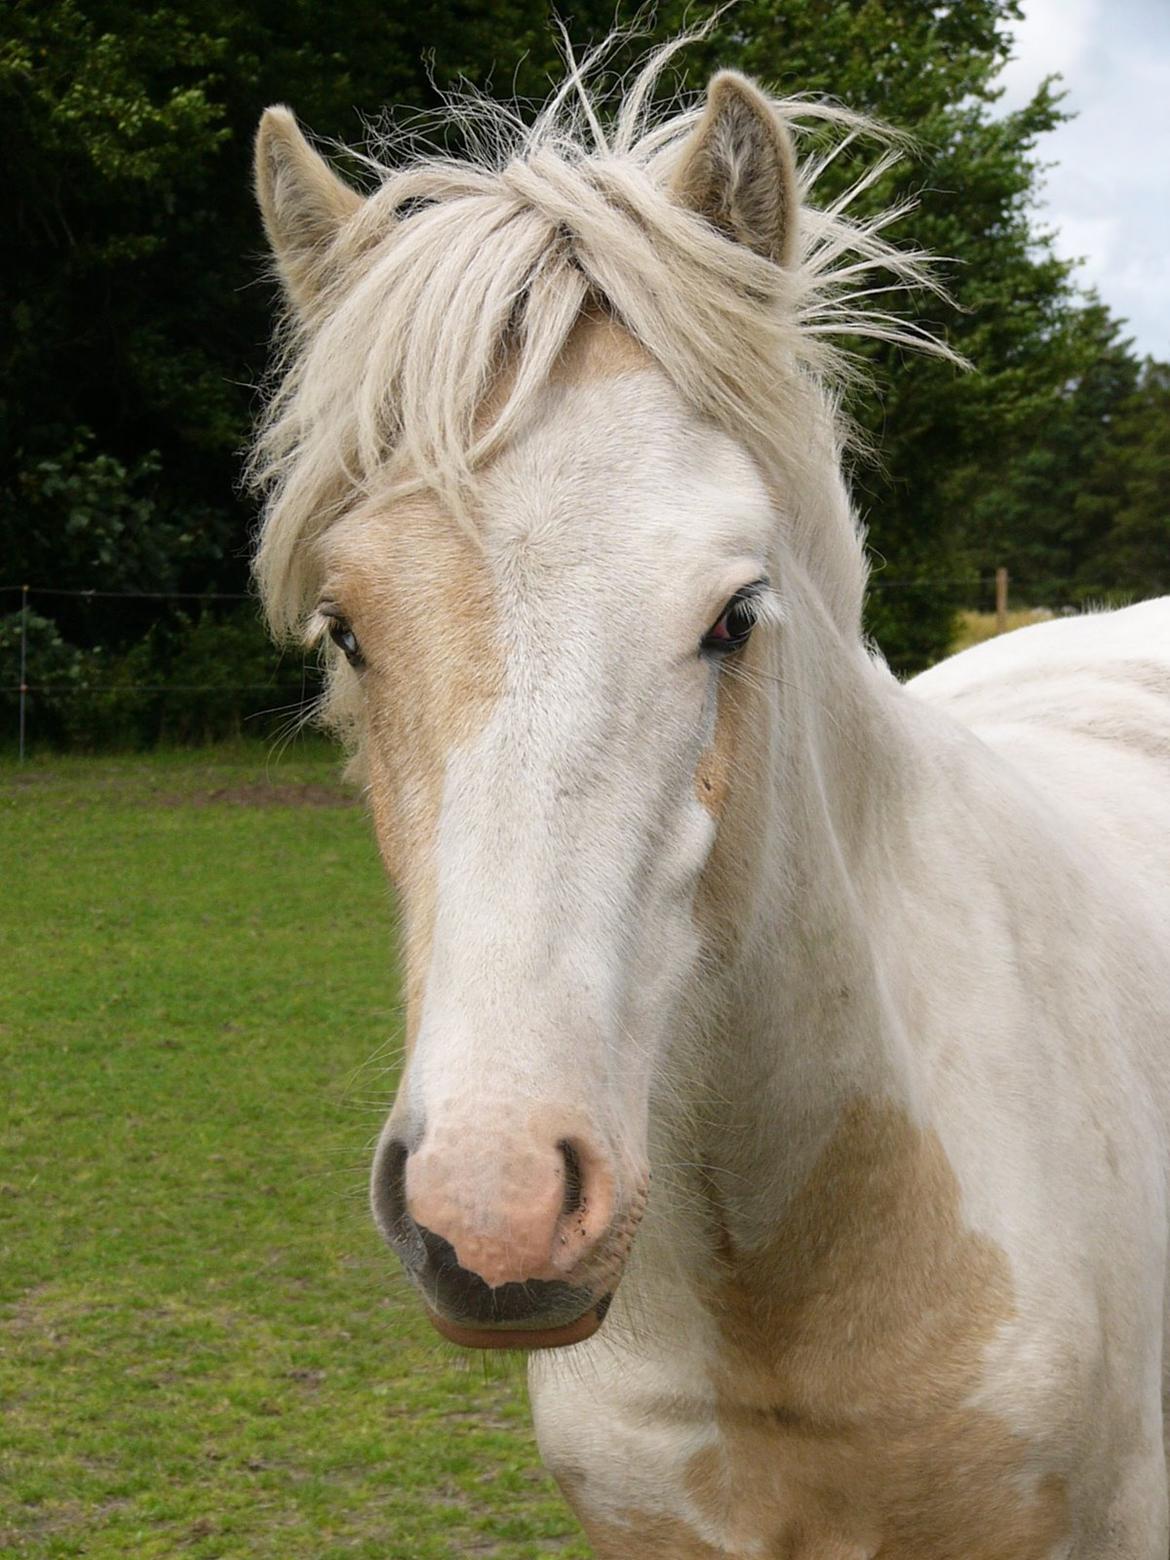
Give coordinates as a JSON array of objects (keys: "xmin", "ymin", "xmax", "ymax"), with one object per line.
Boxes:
[{"xmin": 250, "ymin": 40, "xmax": 1170, "ymax": 1558}]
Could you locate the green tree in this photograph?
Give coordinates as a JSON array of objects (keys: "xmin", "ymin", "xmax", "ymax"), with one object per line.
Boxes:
[
  {"xmin": 949, "ymin": 301, "xmax": 1143, "ymax": 596},
  {"xmin": 1076, "ymin": 359, "xmax": 1170, "ymax": 599},
  {"xmin": 2, "ymin": 1, "xmax": 239, "ymax": 587},
  {"xmin": 0, "ymin": 0, "xmax": 661, "ymax": 607}
]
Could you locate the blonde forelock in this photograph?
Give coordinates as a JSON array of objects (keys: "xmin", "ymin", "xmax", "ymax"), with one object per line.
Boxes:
[{"xmin": 249, "ymin": 32, "xmax": 953, "ymax": 640}]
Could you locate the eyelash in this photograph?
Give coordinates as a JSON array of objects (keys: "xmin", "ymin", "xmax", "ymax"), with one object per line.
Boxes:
[
  {"xmin": 701, "ymin": 581, "xmax": 768, "ymax": 655},
  {"xmin": 320, "ymin": 611, "xmax": 364, "ymax": 668}
]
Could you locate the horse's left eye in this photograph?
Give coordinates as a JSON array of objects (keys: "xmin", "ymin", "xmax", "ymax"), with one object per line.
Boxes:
[
  {"xmin": 328, "ymin": 617, "xmax": 364, "ymax": 668},
  {"xmin": 702, "ymin": 584, "xmax": 765, "ymax": 654}
]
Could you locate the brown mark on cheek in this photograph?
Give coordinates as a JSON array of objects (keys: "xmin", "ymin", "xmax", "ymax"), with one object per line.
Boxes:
[
  {"xmin": 693, "ymin": 644, "xmax": 769, "ymax": 954},
  {"xmin": 324, "ymin": 493, "xmax": 503, "ymax": 1055},
  {"xmin": 694, "ymin": 742, "xmax": 730, "ymax": 819}
]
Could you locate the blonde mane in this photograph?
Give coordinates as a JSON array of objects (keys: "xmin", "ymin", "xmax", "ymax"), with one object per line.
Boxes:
[{"xmin": 250, "ymin": 33, "xmax": 949, "ymax": 639}]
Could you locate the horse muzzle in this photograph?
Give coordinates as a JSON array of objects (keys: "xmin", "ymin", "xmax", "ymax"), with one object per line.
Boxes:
[{"xmin": 370, "ymin": 1118, "xmax": 647, "ymax": 1349}]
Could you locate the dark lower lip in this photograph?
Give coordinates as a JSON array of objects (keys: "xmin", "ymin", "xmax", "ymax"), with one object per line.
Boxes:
[{"xmin": 425, "ymin": 1296, "xmax": 610, "ymax": 1351}]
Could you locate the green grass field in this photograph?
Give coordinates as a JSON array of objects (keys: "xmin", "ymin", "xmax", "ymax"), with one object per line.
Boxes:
[{"xmin": 0, "ymin": 746, "xmax": 589, "ymax": 1559}]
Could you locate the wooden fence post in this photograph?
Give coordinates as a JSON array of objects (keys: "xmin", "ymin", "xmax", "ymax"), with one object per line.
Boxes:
[{"xmin": 995, "ymin": 567, "xmax": 1009, "ymax": 635}]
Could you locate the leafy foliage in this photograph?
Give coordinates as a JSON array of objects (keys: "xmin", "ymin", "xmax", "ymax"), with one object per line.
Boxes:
[
  {"xmin": 1072, "ymin": 358, "xmax": 1170, "ymax": 600},
  {"xmin": 1, "ymin": 603, "xmax": 319, "ymax": 749}
]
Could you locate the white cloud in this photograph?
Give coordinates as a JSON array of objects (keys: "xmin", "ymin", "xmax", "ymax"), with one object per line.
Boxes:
[
  {"xmin": 994, "ymin": 0, "xmax": 1170, "ymax": 356},
  {"xmin": 998, "ymin": 0, "xmax": 1099, "ymax": 109},
  {"xmin": 1050, "ymin": 214, "xmax": 1120, "ymax": 286}
]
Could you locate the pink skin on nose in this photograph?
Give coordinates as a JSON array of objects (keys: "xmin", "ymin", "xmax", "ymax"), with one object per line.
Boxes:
[{"xmin": 405, "ymin": 1119, "xmax": 616, "ymax": 1290}]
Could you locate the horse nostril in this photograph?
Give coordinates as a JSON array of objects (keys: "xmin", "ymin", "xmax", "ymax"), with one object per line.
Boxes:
[
  {"xmin": 559, "ymin": 1139, "xmax": 584, "ymax": 1218},
  {"xmin": 376, "ymin": 1138, "xmax": 428, "ymax": 1271},
  {"xmin": 381, "ymin": 1139, "xmax": 409, "ymax": 1228}
]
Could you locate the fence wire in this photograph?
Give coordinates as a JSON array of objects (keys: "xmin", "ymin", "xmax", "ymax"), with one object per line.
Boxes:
[
  {"xmin": 2, "ymin": 584, "xmax": 329, "ymax": 759},
  {"xmin": 0, "ymin": 577, "xmax": 1131, "ymax": 760}
]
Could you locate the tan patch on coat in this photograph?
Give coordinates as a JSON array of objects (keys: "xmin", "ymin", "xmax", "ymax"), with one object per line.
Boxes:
[
  {"xmin": 577, "ymin": 1509, "xmax": 728, "ymax": 1559},
  {"xmin": 584, "ymin": 1509, "xmax": 878, "ymax": 1559},
  {"xmin": 564, "ymin": 1102, "xmax": 1068, "ymax": 1557},
  {"xmin": 694, "ymin": 742, "xmax": 731, "ymax": 819},
  {"xmin": 694, "ymin": 649, "xmax": 770, "ymax": 954},
  {"xmin": 701, "ymin": 1100, "xmax": 1066, "ymax": 1556},
  {"xmin": 321, "ymin": 492, "xmax": 503, "ymax": 1052}
]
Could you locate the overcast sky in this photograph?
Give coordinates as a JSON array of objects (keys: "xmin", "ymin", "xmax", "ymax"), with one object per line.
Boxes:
[{"xmin": 994, "ymin": 0, "xmax": 1170, "ymax": 358}]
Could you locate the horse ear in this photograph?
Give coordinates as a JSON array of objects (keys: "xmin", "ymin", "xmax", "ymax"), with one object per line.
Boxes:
[
  {"xmin": 672, "ymin": 71, "xmax": 799, "ymax": 268},
  {"xmin": 254, "ymin": 105, "xmax": 363, "ymax": 318}
]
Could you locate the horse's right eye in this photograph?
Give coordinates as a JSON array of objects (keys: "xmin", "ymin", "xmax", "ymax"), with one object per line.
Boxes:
[
  {"xmin": 701, "ymin": 581, "xmax": 768, "ymax": 655},
  {"xmin": 327, "ymin": 617, "xmax": 364, "ymax": 668}
]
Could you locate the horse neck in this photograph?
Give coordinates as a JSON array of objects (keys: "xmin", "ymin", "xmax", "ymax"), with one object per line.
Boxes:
[{"xmin": 683, "ymin": 568, "xmax": 929, "ymax": 1251}]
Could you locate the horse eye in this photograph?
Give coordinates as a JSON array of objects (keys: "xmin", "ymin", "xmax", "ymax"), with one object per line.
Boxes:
[
  {"xmin": 701, "ymin": 583, "xmax": 766, "ymax": 654},
  {"xmin": 327, "ymin": 617, "xmax": 364, "ymax": 668}
]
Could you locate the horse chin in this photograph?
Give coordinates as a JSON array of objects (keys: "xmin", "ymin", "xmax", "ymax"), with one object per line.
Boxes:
[{"xmin": 425, "ymin": 1295, "xmax": 612, "ymax": 1351}]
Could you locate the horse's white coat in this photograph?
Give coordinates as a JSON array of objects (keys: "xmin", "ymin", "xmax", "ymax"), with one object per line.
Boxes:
[
  {"xmin": 250, "ymin": 41, "xmax": 1170, "ymax": 1558},
  {"xmin": 392, "ymin": 378, "xmax": 772, "ymax": 1156},
  {"xmin": 519, "ymin": 371, "xmax": 1170, "ymax": 1558}
]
